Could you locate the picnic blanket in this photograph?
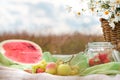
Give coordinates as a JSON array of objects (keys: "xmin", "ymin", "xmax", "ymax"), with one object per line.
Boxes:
[{"xmin": 0, "ymin": 66, "xmax": 120, "ymax": 80}]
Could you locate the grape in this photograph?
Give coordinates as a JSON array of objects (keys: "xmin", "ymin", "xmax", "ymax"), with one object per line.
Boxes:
[
  {"xmin": 70, "ymin": 65, "xmax": 79, "ymax": 75},
  {"xmin": 32, "ymin": 65, "xmax": 39, "ymax": 73},
  {"xmin": 39, "ymin": 59, "xmax": 47, "ymax": 66},
  {"xmin": 56, "ymin": 59, "xmax": 64, "ymax": 65},
  {"xmin": 32, "ymin": 60, "xmax": 47, "ymax": 73}
]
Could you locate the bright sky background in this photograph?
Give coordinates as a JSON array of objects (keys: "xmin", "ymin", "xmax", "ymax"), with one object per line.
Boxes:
[{"xmin": 0, "ymin": 0, "xmax": 103, "ymax": 36}]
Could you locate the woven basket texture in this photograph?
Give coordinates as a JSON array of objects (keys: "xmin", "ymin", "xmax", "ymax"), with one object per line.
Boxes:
[{"xmin": 100, "ymin": 18, "xmax": 120, "ymax": 51}]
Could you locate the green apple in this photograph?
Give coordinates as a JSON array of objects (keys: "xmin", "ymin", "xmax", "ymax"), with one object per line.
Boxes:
[
  {"xmin": 57, "ymin": 64, "xmax": 71, "ymax": 76},
  {"xmin": 45, "ymin": 62, "xmax": 57, "ymax": 74}
]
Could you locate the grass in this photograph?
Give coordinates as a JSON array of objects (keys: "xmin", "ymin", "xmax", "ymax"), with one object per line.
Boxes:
[{"xmin": 0, "ymin": 32, "xmax": 104, "ymax": 54}]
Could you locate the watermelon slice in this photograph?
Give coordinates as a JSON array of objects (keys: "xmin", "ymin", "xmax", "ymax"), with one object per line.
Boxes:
[{"xmin": 0, "ymin": 39, "xmax": 42, "ymax": 65}]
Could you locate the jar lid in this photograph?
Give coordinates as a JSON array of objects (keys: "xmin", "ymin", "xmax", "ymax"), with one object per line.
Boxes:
[{"xmin": 87, "ymin": 42, "xmax": 114, "ymax": 48}]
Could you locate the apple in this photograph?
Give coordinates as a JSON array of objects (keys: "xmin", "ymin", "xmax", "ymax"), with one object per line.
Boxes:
[
  {"xmin": 45, "ymin": 62, "xmax": 57, "ymax": 74},
  {"xmin": 57, "ymin": 64, "xmax": 71, "ymax": 76}
]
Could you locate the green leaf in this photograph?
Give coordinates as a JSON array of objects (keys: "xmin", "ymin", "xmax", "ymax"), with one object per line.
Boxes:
[
  {"xmin": 42, "ymin": 52, "xmax": 57, "ymax": 62},
  {"xmin": 69, "ymin": 52, "xmax": 89, "ymax": 73},
  {"xmin": 101, "ymin": 4, "xmax": 110, "ymax": 9},
  {"xmin": 54, "ymin": 55, "xmax": 73, "ymax": 63},
  {"xmin": 80, "ymin": 62, "xmax": 120, "ymax": 76}
]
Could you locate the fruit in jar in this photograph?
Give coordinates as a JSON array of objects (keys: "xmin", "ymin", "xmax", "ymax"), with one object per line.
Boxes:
[
  {"xmin": 89, "ymin": 53, "xmax": 111, "ymax": 66},
  {"xmin": 98, "ymin": 53, "xmax": 108, "ymax": 61},
  {"xmin": 89, "ymin": 58, "xmax": 95, "ymax": 66},
  {"xmin": 89, "ymin": 58, "xmax": 101, "ymax": 66},
  {"xmin": 102, "ymin": 57, "xmax": 110, "ymax": 63},
  {"xmin": 98, "ymin": 53, "xmax": 110, "ymax": 63}
]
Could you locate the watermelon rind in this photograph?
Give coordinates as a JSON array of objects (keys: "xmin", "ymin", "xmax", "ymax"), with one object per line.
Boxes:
[
  {"xmin": 0, "ymin": 52, "xmax": 16, "ymax": 66},
  {"xmin": 0, "ymin": 39, "xmax": 42, "ymax": 65}
]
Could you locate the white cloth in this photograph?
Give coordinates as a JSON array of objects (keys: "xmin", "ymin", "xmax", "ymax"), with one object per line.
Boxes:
[{"xmin": 0, "ymin": 66, "xmax": 119, "ymax": 80}]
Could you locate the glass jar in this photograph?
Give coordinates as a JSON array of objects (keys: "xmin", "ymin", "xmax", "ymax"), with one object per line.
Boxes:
[{"xmin": 85, "ymin": 42, "xmax": 114, "ymax": 66}]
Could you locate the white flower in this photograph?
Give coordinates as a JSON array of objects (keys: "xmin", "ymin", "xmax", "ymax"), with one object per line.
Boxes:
[
  {"xmin": 86, "ymin": 0, "xmax": 120, "ymax": 26},
  {"xmin": 68, "ymin": 0, "xmax": 120, "ymax": 28},
  {"xmin": 109, "ymin": 21, "xmax": 115, "ymax": 29}
]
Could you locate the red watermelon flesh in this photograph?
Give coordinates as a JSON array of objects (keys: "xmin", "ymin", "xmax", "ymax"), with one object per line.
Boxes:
[{"xmin": 1, "ymin": 40, "xmax": 42, "ymax": 64}]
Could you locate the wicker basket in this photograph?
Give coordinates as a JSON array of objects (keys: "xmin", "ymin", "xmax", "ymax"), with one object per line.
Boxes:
[{"xmin": 100, "ymin": 18, "xmax": 120, "ymax": 51}]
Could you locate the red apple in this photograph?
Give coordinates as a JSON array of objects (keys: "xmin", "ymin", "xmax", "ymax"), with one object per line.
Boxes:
[{"xmin": 45, "ymin": 62, "xmax": 57, "ymax": 74}]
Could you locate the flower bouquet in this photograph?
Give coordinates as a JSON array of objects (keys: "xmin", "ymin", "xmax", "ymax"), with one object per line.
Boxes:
[
  {"xmin": 68, "ymin": 0, "xmax": 120, "ymax": 50},
  {"xmin": 88, "ymin": 0, "xmax": 120, "ymax": 50},
  {"xmin": 87, "ymin": 0, "xmax": 120, "ymax": 27}
]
